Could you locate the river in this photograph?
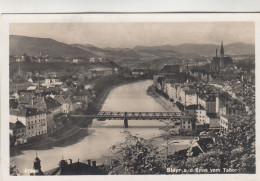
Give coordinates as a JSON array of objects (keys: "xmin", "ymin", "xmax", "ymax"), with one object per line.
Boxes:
[{"xmin": 11, "ymin": 80, "xmax": 172, "ymax": 173}]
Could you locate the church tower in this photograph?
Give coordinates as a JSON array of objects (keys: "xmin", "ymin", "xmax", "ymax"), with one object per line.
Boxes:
[
  {"xmin": 32, "ymin": 151, "xmax": 43, "ymax": 175},
  {"xmin": 220, "ymin": 41, "xmax": 224, "ymax": 69}
]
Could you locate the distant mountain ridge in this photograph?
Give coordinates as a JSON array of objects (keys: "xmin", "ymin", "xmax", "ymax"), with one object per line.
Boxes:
[
  {"xmin": 133, "ymin": 42, "xmax": 255, "ymax": 56},
  {"xmin": 10, "ymin": 35, "xmax": 255, "ymax": 65},
  {"xmin": 10, "ymin": 35, "xmax": 97, "ymax": 59}
]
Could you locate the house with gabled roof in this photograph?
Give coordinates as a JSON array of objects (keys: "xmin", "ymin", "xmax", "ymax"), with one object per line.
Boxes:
[
  {"xmin": 10, "ymin": 121, "xmax": 27, "ymax": 145},
  {"xmin": 10, "ymin": 108, "xmax": 47, "ymax": 138}
]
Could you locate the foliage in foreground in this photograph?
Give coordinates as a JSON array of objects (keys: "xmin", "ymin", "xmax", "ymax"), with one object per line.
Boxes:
[
  {"xmin": 109, "ymin": 132, "xmax": 164, "ymax": 174},
  {"xmin": 109, "ymin": 114, "xmax": 255, "ymax": 174}
]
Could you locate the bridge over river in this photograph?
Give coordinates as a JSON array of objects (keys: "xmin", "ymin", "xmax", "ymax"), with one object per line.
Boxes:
[{"xmin": 71, "ymin": 111, "xmax": 185, "ymax": 128}]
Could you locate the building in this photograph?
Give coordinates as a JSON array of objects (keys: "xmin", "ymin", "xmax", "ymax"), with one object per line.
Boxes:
[
  {"xmin": 89, "ymin": 57, "xmax": 95, "ymax": 63},
  {"xmin": 131, "ymin": 69, "xmax": 145, "ymax": 77},
  {"xmin": 10, "ymin": 81, "xmax": 32, "ymax": 92},
  {"xmin": 31, "ymin": 156, "xmax": 44, "ymax": 175},
  {"xmin": 170, "ymin": 137, "xmax": 215, "ymax": 159},
  {"xmin": 185, "ymin": 104, "xmax": 210, "ymax": 126},
  {"xmin": 219, "ymin": 105, "xmax": 227, "ymax": 116},
  {"xmin": 45, "ymin": 96, "xmax": 62, "ymax": 116},
  {"xmin": 164, "ymin": 82, "xmax": 176, "ymax": 100},
  {"xmin": 153, "ymin": 75, "xmax": 164, "ymax": 89},
  {"xmin": 72, "ymin": 59, "xmax": 79, "ymax": 63},
  {"xmin": 210, "ymin": 41, "xmax": 234, "ymax": 72},
  {"xmin": 10, "ymin": 108, "xmax": 47, "ymax": 138},
  {"xmin": 9, "ymin": 121, "xmax": 27, "ymax": 145},
  {"xmin": 55, "ymin": 95, "xmax": 80, "ymax": 113},
  {"xmin": 159, "ymin": 64, "xmax": 183, "ymax": 75},
  {"xmin": 226, "ymin": 104, "xmax": 245, "ymax": 116},
  {"xmin": 206, "ymin": 95, "xmax": 219, "ymax": 114},
  {"xmin": 181, "ymin": 115, "xmax": 194, "ymax": 131},
  {"xmin": 72, "ymin": 94, "xmax": 88, "ymax": 103},
  {"xmin": 219, "ymin": 116, "xmax": 229, "ymax": 131},
  {"xmin": 179, "ymin": 87, "xmax": 197, "ymax": 106},
  {"xmin": 55, "ymin": 95, "xmax": 71, "ymax": 113}
]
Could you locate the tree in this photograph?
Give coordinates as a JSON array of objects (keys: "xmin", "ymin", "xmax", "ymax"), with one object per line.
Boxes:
[
  {"xmin": 169, "ymin": 114, "xmax": 255, "ymax": 173},
  {"xmin": 159, "ymin": 119, "xmax": 178, "ymax": 166},
  {"xmin": 10, "ymin": 164, "xmax": 19, "ymax": 176},
  {"xmin": 213, "ymin": 115, "xmax": 255, "ymax": 173},
  {"xmin": 109, "ymin": 132, "xmax": 163, "ymax": 174}
]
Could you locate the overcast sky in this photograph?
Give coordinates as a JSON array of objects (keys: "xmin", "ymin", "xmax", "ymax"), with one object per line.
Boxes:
[{"xmin": 10, "ymin": 22, "xmax": 255, "ymax": 48}]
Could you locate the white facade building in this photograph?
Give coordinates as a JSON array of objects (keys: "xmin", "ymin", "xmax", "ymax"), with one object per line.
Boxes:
[
  {"xmin": 10, "ymin": 108, "xmax": 47, "ymax": 138},
  {"xmin": 185, "ymin": 105, "xmax": 210, "ymax": 125}
]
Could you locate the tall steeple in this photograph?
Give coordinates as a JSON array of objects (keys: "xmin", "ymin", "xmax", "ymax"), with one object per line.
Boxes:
[
  {"xmin": 220, "ymin": 40, "xmax": 224, "ymax": 58},
  {"xmin": 216, "ymin": 49, "xmax": 218, "ymax": 57},
  {"xmin": 32, "ymin": 150, "xmax": 43, "ymax": 175},
  {"xmin": 220, "ymin": 41, "xmax": 224, "ymax": 70}
]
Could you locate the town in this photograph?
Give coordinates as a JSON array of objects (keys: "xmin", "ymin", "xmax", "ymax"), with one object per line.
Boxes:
[
  {"xmin": 152, "ymin": 43, "xmax": 254, "ymax": 133},
  {"xmin": 9, "ymin": 40, "xmax": 255, "ymax": 175}
]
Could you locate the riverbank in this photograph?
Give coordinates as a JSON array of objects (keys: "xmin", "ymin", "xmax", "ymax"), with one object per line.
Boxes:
[
  {"xmin": 10, "ymin": 123, "xmax": 92, "ymax": 157},
  {"xmin": 147, "ymin": 85, "xmax": 181, "ymax": 112},
  {"xmin": 87, "ymin": 75, "xmax": 149, "ymax": 114},
  {"xmin": 11, "ymin": 76, "xmax": 147, "ymax": 157}
]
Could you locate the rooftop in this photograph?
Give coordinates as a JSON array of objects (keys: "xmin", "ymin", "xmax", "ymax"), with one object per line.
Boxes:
[
  {"xmin": 10, "ymin": 121, "xmax": 26, "ymax": 130},
  {"xmin": 10, "ymin": 108, "xmax": 45, "ymax": 117},
  {"xmin": 186, "ymin": 104, "xmax": 205, "ymax": 110},
  {"xmin": 160, "ymin": 65, "xmax": 181, "ymax": 74}
]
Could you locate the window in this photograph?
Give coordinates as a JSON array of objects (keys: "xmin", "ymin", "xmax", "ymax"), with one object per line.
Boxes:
[{"xmin": 188, "ymin": 121, "xmax": 191, "ymax": 124}]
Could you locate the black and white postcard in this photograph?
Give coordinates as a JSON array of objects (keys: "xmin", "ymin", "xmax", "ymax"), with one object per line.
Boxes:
[{"xmin": 0, "ymin": 13, "xmax": 259, "ymax": 181}]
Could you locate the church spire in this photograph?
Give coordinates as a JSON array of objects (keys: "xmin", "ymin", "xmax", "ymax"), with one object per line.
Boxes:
[
  {"xmin": 220, "ymin": 40, "xmax": 224, "ymax": 57},
  {"xmin": 219, "ymin": 40, "xmax": 224, "ymax": 70}
]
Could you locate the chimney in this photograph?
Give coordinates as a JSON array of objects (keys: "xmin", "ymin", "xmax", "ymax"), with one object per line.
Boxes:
[
  {"xmin": 87, "ymin": 159, "xmax": 91, "ymax": 166},
  {"xmin": 92, "ymin": 161, "xmax": 96, "ymax": 167}
]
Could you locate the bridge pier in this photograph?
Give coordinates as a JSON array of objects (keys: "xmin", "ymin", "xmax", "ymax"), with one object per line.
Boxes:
[{"xmin": 124, "ymin": 112, "xmax": 128, "ymax": 128}]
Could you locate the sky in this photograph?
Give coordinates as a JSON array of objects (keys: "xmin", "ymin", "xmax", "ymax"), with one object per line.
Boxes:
[{"xmin": 10, "ymin": 22, "xmax": 255, "ymax": 48}]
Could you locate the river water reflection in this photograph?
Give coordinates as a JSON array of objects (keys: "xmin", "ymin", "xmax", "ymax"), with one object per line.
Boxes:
[{"xmin": 12, "ymin": 80, "xmax": 170, "ymax": 173}]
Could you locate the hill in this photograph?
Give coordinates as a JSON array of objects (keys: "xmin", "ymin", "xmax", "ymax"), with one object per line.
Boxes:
[
  {"xmin": 10, "ymin": 35, "xmax": 254, "ymax": 66},
  {"xmin": 10, "ymin": 35, "xmax": 97, "ymax": 59},
  {"xmin": 133, "ymin": 43, "xmax": 255, "ymax": 56}
]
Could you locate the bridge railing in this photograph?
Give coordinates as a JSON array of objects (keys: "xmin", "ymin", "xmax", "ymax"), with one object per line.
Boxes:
[{"xmin": 91, "ymin": 111, "xmax": 184, "ymax": 120}]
